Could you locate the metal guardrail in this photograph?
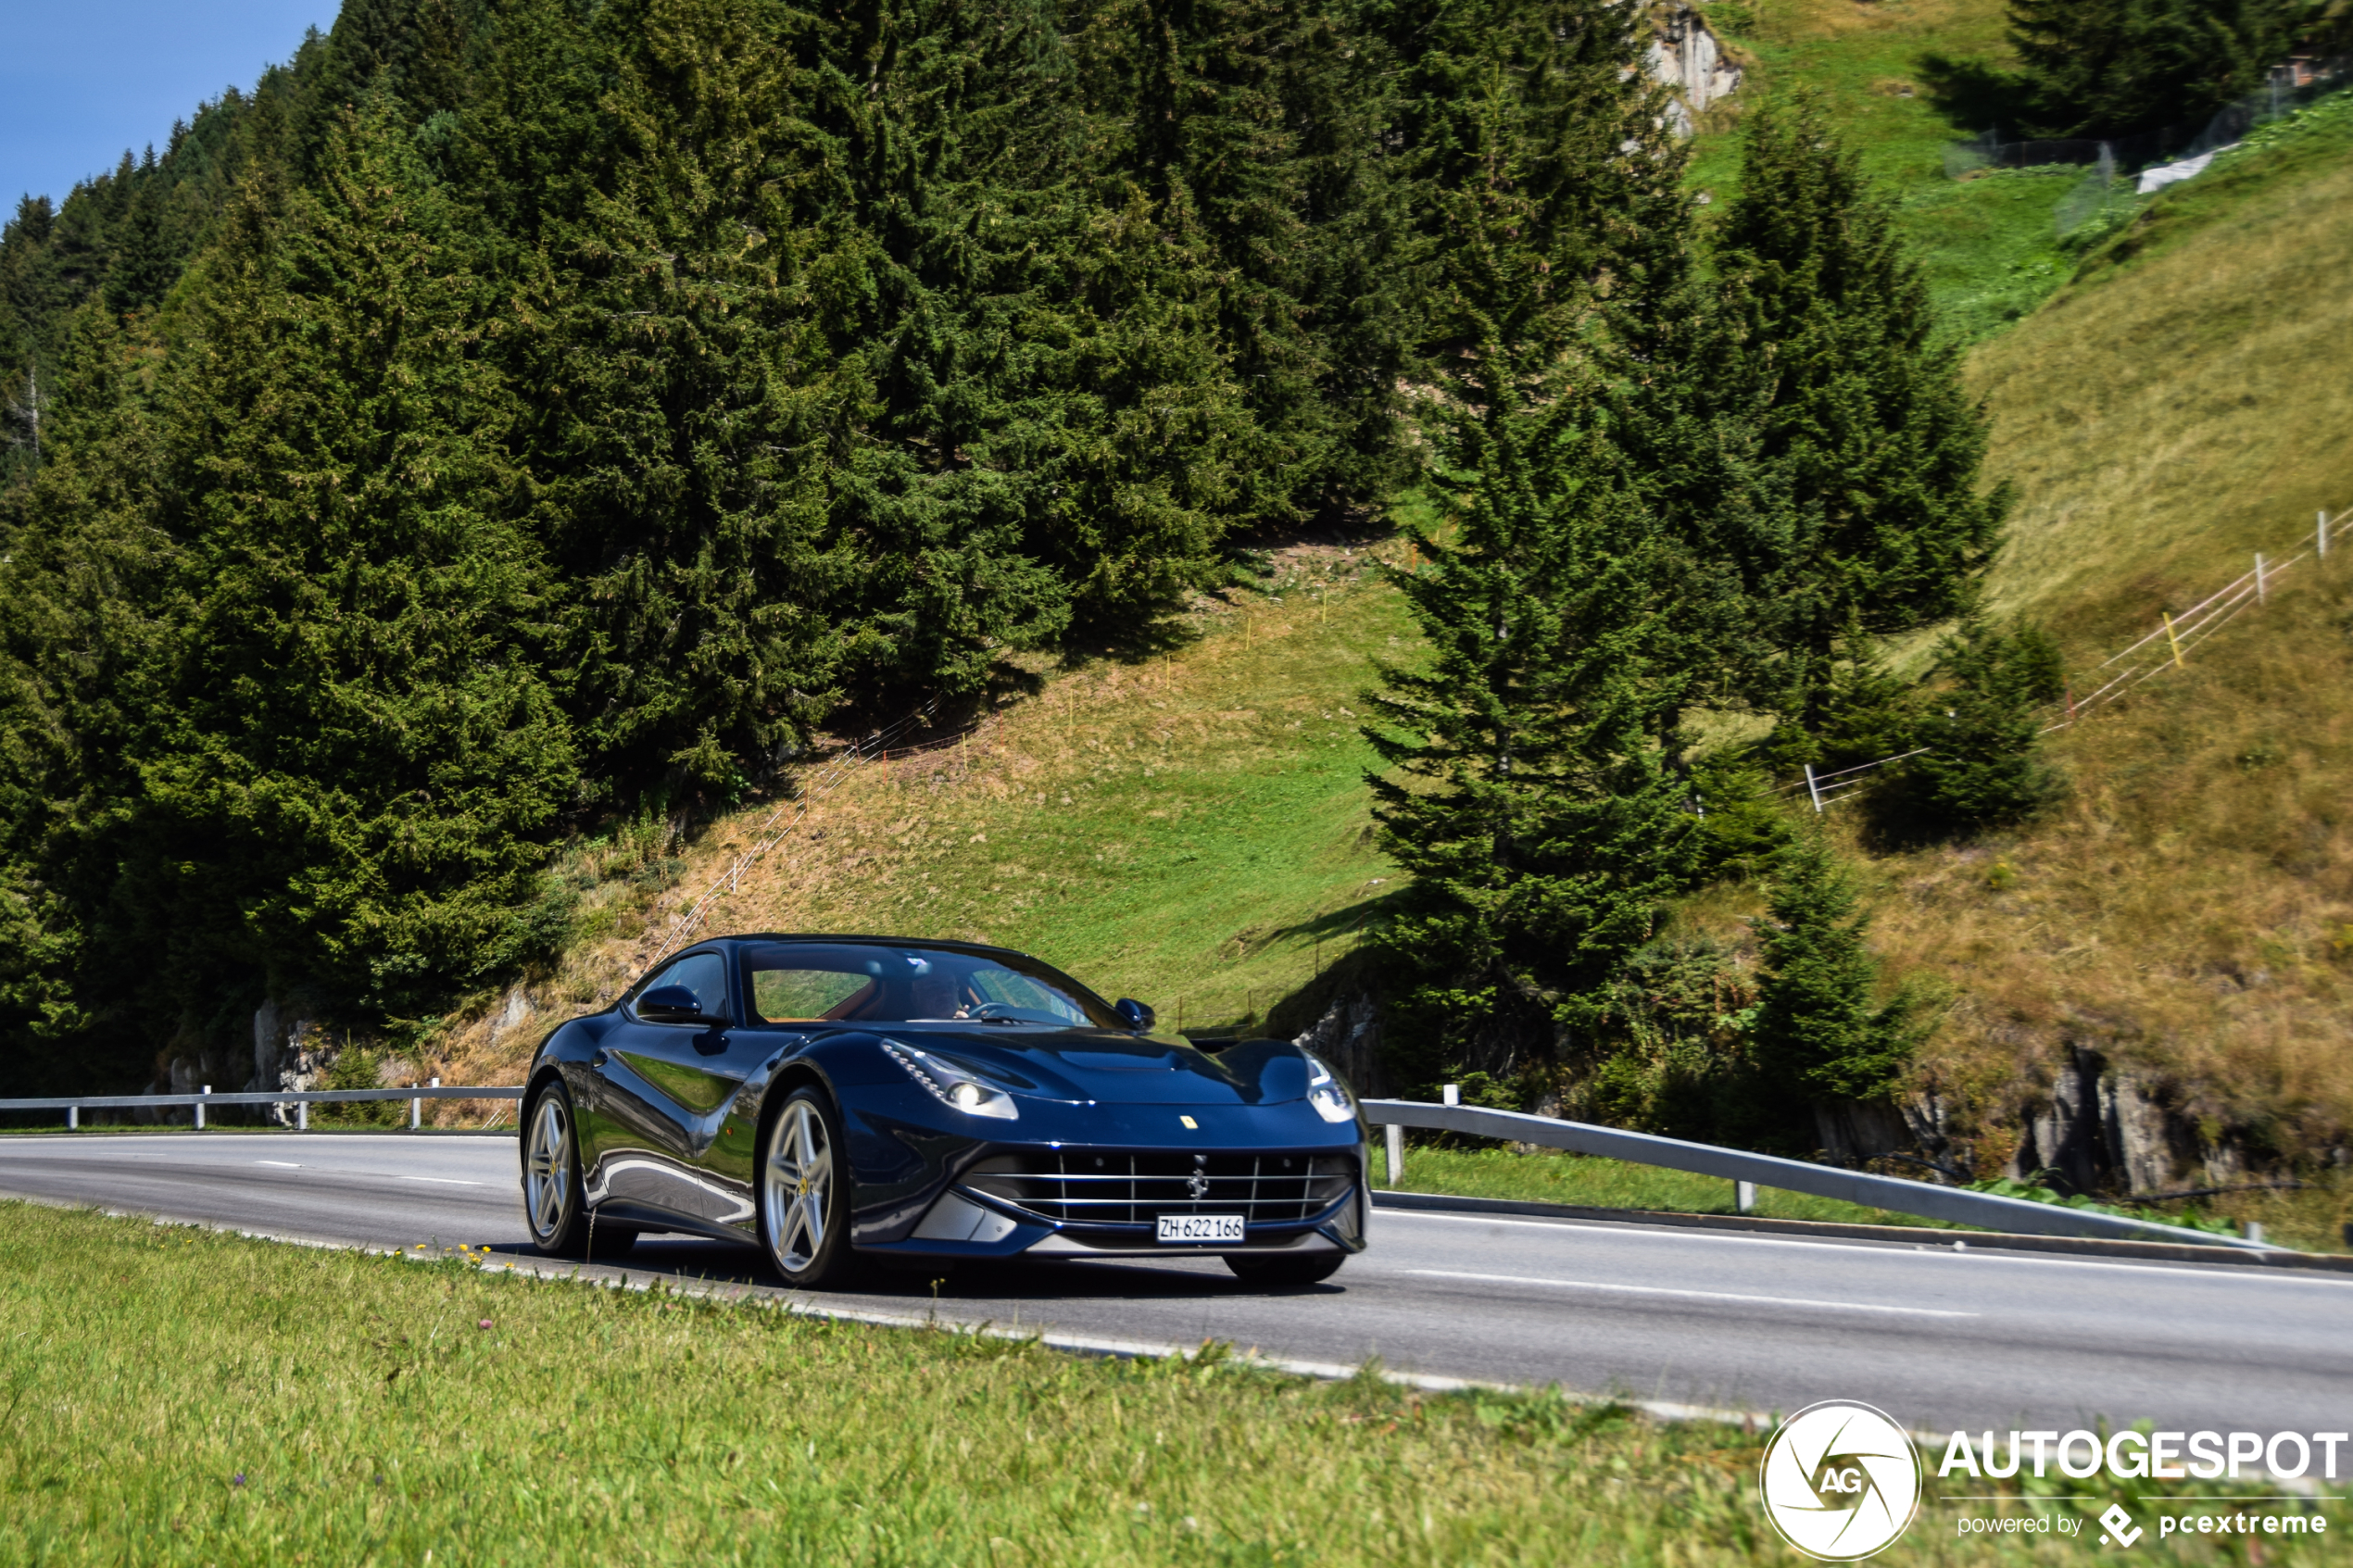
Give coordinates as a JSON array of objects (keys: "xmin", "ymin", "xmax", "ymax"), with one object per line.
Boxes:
[
  {"xmin": 0, "ymin": 1085, "xmax": 2279, "ymax": 1248},
  {"xmin": 0, "ymin": 1085, "xmax": 524, "ymax": 1131},
  {"xmin": 1363, "ymin": 1099, "xmax": 2276, "ymax": 1251}
]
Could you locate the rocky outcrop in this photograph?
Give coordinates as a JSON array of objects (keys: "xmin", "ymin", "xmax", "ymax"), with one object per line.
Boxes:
[
  {"xmin": 1645, "ymin": 2, "xmax": 1742, "ymax": 137},
  {"xmin": 1813, "ymin": 1098, "xmax": 1918, "ymax": 1170},
  {"xmin": 246, "ymin": 1000, "xmax": 331, "ymax": 1125},
  {"xmin": 1290, "ymin": 989, "xmax": 1385, "ymax": 1099},
  {"xmin": 2005, "ymin": 1047, "xmax": 2241, "ymax": 1196}
]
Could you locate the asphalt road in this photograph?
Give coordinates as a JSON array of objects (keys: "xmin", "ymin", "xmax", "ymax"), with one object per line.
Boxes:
[{"xmin": 3, "ymin": 1132, "xmax": 2348, "ymax": 1443}]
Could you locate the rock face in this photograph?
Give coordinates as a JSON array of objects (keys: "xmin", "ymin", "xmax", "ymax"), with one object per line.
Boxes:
[
  {"xmin": 1813, "ymin": 1098, "xmax": 1917, "ymax": 1169},
  {"xmin": 1290, "ymin": 990, "xmax": 1385, "ymax": 1100},
  {"xmin": 1646, "ymin": 2, "xmax": 1742, "ymax": 137},
  {"xmin": 491, "ymin": 985, "xmax": 534, "ymax": 1040},
  {"xmin": 2005, "ymin": 1047, "xmax": 2232, "ymax": 1196},
  {"xmin": 246, "ymin": 1000, "xmax": 330, "ymax": 1125}
]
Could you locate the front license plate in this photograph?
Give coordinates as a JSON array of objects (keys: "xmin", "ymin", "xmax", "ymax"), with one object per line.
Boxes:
[{"xmin": 1157, "ymin": 1213, "xmax": 1245, "ymax": 1244}]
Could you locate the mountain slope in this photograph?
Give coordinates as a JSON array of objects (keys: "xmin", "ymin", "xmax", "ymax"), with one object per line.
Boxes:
[{"xmin": 427, "ymin": 19, "xmax": 2353, "ymax": 1224}]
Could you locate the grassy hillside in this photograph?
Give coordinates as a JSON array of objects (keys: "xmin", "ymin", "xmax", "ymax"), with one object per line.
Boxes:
[
  {"xmin": 414, "ymin": 8, "xmax": 2353, "ymax": 1237},
  {"xmin": 1864, "ymin": 115, "xmax": 2353, "ymax": 1191},
  {"xmin": 439, "ymin": 537, "xmax": 1416, "ymax": 1089}
]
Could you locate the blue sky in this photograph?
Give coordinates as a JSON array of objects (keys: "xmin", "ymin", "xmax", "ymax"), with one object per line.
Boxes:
[{"xmin": 3, "ymin": 0, "xmax": 341, "ymax": 211}]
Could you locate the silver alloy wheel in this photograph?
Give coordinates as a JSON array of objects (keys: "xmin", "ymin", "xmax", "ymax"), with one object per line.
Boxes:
[
  {"xmin": 526, "ymin": 1093, "xmax": 572, "ymax": 1241},
  {"xmin": 763, "ymin": 1098, "xmax": 833, "ymax": 1273}
]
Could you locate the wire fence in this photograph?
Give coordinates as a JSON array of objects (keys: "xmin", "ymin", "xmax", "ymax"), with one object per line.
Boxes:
[
  {"xmin": 1943, "ymin": 54, "xmax": 2352, "ymax": 182},
  {"xmin": 1783, "ymin": 500, "xmax": 2351, "ymax": 812},
  {"xmin": 654, "ymin": 698, "xmax": 955, "ymax": 953}
]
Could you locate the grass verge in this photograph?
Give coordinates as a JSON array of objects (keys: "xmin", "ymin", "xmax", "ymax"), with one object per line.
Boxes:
[{"xmin": 0, "ymin": 1202, "xmax": 2322, "ymax": 1564}]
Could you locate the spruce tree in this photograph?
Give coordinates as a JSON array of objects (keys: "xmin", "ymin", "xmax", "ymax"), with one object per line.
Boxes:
[
  {"xmin": 0, "ymin": 304, "xmax": 176, "ymax": 1085},
  {"xmin": 1897, "ymin": 614, "xmax": 2066, "ymax": 838},
  {"xmin": 1072, "ymin": 0, "xmax": 1391, "ymax": 524},
  {"xmin": 126, "ymin": 100, "xmax": 578, "ymax": 1015},
  {"xmin": 1363, "ymin": 63, "xmax": 1703, "ymax": 1094},
  {"xmin": 1717, "ymin": 100, "xmax": 2008, "ymax": 724},
  {"xmin": 462, "ymin": 0, "xmax": 873, "ymax": 797},
  {"xmin": 1746, "ymin": 830, "xmax": 1918, "ymax": 1146},
  {"xmin": 824, "ymin": 0, "xmax": 1252, "ymax": 660},
  {"xmin": 2009, "ymin": 0, "xmax": 2327, "ymax": 140}
]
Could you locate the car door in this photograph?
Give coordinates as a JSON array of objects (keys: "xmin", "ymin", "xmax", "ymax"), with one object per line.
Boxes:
[{"xmin": 590, "ymin": 949, "xmax": 761, "ymax": 1229}]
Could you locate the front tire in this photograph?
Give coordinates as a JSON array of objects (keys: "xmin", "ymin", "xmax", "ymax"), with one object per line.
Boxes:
[
  {"xmin": 522, "ymin": 1083, "xmax": 635, "ymax": 1260},
  {"xmin": 760, "ymin": 1087, "xmax": 860, "ymax": 1288},
  {"xmin": 1225, "ymin": 1251, "xmax": 1345, "ymax": 1288}
]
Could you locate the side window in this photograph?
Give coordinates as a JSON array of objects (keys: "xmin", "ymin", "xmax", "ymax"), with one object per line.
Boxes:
[
  {"xmin": 751, "ymin": 968, "xmax": 875, "ymax": 1023},
  {"xmin": 638, "ymin": 951, "xmax": 730, "ymax": 1021}
]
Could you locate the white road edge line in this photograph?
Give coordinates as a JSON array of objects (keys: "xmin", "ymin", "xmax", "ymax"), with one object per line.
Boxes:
[
  {"xmin": 256, "ymin": 1160, "xmax": 301, "ymax": 1168},
  {"xmin": 1403, "ymin": 1268, "xmax": 1977, "ymax": 1318},
  {"xmin": 400, "ymin": 1176, "xmax": 485, "ymax": 1186},
  {"xmin": 1378, "ymin": 1209, "xmax": 2353, "ymax": 1286}
]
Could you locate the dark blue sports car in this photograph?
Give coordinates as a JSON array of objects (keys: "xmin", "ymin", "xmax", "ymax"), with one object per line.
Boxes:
[{"xmin": 518, "ymin": 935, "xmax": 1370, "ymax": 1288}]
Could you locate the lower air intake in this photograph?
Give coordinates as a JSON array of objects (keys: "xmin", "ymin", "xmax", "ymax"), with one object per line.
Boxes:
[{"xmin": 961, "ymin": 1150, "xmax": 1357, "ymax": 1229}]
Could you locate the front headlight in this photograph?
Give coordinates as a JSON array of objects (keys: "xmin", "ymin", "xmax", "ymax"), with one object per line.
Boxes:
[
  {"xmin": 884, "ymin": 1041, "xmax": 1020, "ymax": 1121},
  {"xmin": 1303, "ymin": 1051, "xmax": 1356, "ymax": 1124}
]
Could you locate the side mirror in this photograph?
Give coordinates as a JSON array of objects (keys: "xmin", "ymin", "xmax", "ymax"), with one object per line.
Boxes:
[
  {"xmin": 1114, "ymin": 997, "xmax": 1155, "ymax": 1032},
  {"xmin": 638, "ymin": 985, "xmax": 723, "ymax": 1026}
]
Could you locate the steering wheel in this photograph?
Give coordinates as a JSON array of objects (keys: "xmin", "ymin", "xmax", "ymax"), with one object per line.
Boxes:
[{"xmin": 964, "ymin": 1001, "xmax": 1023, "ymax": 1023}]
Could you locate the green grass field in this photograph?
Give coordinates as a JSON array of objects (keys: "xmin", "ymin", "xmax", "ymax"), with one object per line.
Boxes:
[{"xmin": 0, "ymin": 1202, "xmax": 2322, "ymax": 1565}]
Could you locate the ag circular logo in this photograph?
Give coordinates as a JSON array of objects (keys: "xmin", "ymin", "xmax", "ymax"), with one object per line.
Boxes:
[{"xmin": 1758, "ymin": 1400, "xmax": 1922, "ymax": 1561}]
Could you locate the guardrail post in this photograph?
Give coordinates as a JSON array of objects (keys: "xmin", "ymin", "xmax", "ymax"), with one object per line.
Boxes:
[
  {"xmin": 67, "ymin": 1105, "xmax": 77, "ymax": 1131},
  {"xmin": 296, "ymin": 1099, "xmax": 308, "ymax": 1131},
  {"xmin": 1737, "ymin": 1180, "xmax": 1755, "ymax": 1214},
  {"xmin": 195, "ymin": 1085, "xmax": 208, "ymax": 1131},
  {"xmin": 1384, "ymin": 1122, "xmax": 1404, "ymax": 1187},
  {"xmin": 1804, "ymin": 763, "xmax": 1823, "ymax": 813},
  {"xmin": 413, "ymin": 1077, "xmax": 436, "ymax": 1130},
  {"xmin": 1441, "ymin": 1083, "xmax": 1459, "ymax": 1107}
]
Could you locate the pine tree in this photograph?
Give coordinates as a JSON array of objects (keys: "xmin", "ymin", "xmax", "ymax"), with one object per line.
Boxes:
[
  {"xmin": 461, "ymin": 0, "xmax": 871, "ymax": 797},
  {"xmin": 2009, "ymin": 0, "xmax": 2327, "ymax": 140},
  {"xmin": 123, "ymin": 99, "xmax": 579, "ymax": 1016},
  {"xmin": 1072, "ymin": 0, "xmax": 1388, "ymax": 524},
  {"xmin": 0, "ymin": 305, "xmax": 177, "ymax": 1086},
  {"xmin": 1745, "ymin": 830, "xmax": 1919, "ymax": 1146},
  {"xmin": 1716, "ymin": 100, "xmax": 2009, "ymax": 723},
  {"xmin": 1363, "ymin": 60, "xmax": 1703, "ymax": 1095},
  {"xmin": 1895, "ymin": 613, "xmax": 2066, "ymax": 838}
]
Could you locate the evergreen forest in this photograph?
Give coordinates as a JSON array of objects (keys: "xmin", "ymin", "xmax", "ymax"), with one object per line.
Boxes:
[{"xmin": 0, "ymin": 0, "xmax": 2033, "ymax": 1104}]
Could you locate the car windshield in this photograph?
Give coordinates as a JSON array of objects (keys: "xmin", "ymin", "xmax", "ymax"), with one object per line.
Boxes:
[{"xmin": 739, "ymin": 943, "xmax": 1125, "ymax": 1030}]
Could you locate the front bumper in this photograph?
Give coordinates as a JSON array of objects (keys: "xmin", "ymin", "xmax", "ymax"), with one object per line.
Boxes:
[{"xmin": 864, "ymin": 1158, "xmax": 1371, "ymax": 1262}]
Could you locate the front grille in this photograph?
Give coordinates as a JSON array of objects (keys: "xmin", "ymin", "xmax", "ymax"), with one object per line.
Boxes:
[{"xmin": 962, "ymin": 1150, "xmax": 1357, "ymax": 1230}]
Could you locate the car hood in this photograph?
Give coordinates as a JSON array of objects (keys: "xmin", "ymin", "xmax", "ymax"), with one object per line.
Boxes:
[{"xmin": 882, "ymin": 1028, "xmax": 1315, "ymax": 1107}]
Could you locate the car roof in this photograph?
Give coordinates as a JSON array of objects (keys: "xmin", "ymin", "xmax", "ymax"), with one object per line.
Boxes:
[{"xmin": 702, "ymin": 933, "xmax": 1033, "ymax": 961}]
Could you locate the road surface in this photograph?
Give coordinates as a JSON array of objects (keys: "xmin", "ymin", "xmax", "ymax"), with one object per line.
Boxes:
[{"xmin": 1, "ymin": 1132, "xmax": 2347, "ymax": 1442}]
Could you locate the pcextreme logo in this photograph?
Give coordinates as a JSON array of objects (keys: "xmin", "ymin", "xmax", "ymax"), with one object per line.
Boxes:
[{"xmin": 1759, "ymin": 1401, "xmax": 1923, "ymax": 1561}]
